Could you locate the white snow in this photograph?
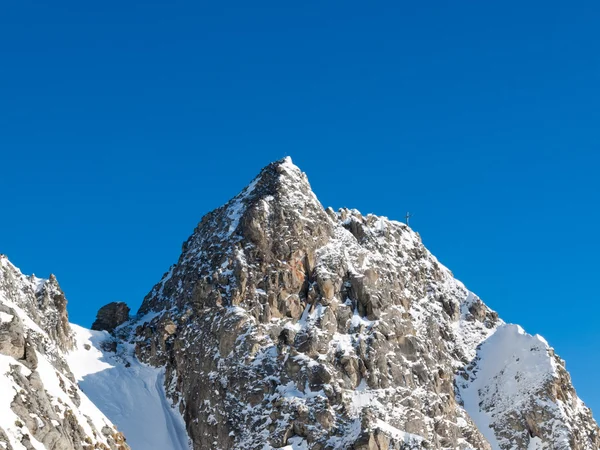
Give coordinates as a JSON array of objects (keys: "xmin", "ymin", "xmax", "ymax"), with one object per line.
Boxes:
[
  {"xmin": 350, "ymin": 308, "xmax": 375, "ymax": 329},
  {"xmin": 0, "ymin": 355, "xmax": 46, "ymax": 450},
  {"xmin": 67, "ymin": 324, "xmax": 191, "ymax": 450},
  {"xmin": 35, "ymin": 351, "xmax": 114, "ymax": 440},
  {"xmin": 330, "ymin": 332, "xmax": 353, "ymax": 356},
  {"xmin": 279, "ymin": 436, "xmax": 308, "ymax": 450},
  {"xmin": 0, "ymin": 300, "xmax": 47, "ymax": 338},
  {"xmin": 29, "ymin": 275, "xmax": 46, "ymax": 294},
  {"xmin": 349, "ymin": 380, "xmax": 383, "ymax": 415},
  {"xmin": 375, "ymin": 419, "xmax": 424, "ymax": 445},
  {"xmin": 528, "ymin": 436, "xmax": 543, "ymax": 449},
  {"xmin": 0, "ymin": 260, "xmax": 118, "ymax": 450},
  {"xmin": 458, "ymin": 324, "xmax": 558, "ymax": 450},
  {"xmin": 224, "ymin": 177, "xmax": 259, "ymax": 238}
]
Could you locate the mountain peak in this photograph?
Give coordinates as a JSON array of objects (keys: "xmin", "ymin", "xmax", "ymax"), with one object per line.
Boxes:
[
  {"xmin": 194, "ymin": 156, "xmax": 331, "ymax": 245},
  {"xmin": 228, "ymin": 156, "xmax": 313, "ymax": 213},
  {"xmin": 138, "ymin": 157, "xmax": 334, "ymax": 314},
  {"xmin": 3, "ymin": 158, "xmax": 599, "ymax": 450},
  {"xmin": 130, "ymin": 156, "xmax": 600, "ymax": 448}
]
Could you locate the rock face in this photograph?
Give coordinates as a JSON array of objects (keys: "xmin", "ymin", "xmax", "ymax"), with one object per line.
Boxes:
[
  {"xmin": 3, "ymin": 158, "xmax": 599, "ymax": 450},
  {"xmin": 91, "ymin": 302, "xmax": 130, "ymax": 332},
  {"xmin": 121, "ymin": 158, "xmax": 599, "ymax": 449},
  {"xmin": 456, "ymin": 325, "xmax": 600, "ymax": 450},
  {"xmin": 0, "ymin": 255, "xmax": 130, "ymax": 450}
]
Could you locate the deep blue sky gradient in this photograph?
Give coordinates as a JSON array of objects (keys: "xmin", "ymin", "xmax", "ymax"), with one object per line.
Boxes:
[{"xmin": 1, "ymin": 1, "xmax": 599, "ymax": 414}]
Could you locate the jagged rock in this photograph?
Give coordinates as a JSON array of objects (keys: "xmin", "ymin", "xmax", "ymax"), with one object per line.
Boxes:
[
  {"xmin": 0, "ymin": 255, "xmax": 130, "ymax": 450},
  {"xmin": 2, "ymin": 158, "xmax": 598, "ymax": 450},
  {"xmin": 91, "ymin": 302, "xmax": 130, "ymax": 332},
  {"xmin": 0, "ymin": 428, "xmax": 14, "ymax": 450},
  {"xmin": 125, "ymin": 158, "xmax": 600, "ymax": 449},
  {"xmin": 0, "ymin": 304, "xmax": 25, "ymax": 359},
  {"xmin": 36, "ymin": 274, "xmax": 73, "ymax": 351},
  {"xmin": 0, "ymin": 259, "xmax": 74, "ymax": 352}
]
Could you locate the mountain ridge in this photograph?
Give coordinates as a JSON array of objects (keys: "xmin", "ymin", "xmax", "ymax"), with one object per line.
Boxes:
[
  {"xmin": 1, "ymin": 157, "xmax": 598, "ymax": 450},
  {"xmin": 0, "ymin": 254, "xmax": 130, "ymax": 450},
  {"xmin": 125, "ymin": 158, "xmax": 599, "ymax": 449}
]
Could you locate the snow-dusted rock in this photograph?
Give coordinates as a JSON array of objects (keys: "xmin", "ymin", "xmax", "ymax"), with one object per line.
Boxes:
[
  {"xmin": 121, "ymin": 158, "xmax": 599, "ymax": 449},
  {"xmin": 2, "ymin": 158, "xmax": 598, "ymax": 450},
  {"xmin": 65, "ymin": 324, "xmax": 190, "ymax": 450},
  {"xmin": 0, "ymin": 255, "xmax": 129, "ymax": 450},
  {"xmin": 457, "ymin": 324, "xmax": 599, "ymax": 449}
]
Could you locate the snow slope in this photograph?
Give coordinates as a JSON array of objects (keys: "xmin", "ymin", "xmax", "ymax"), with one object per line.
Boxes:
[
  {"xmin": 126, "ymin": 158, "xmax": 600, "ymax": 449},
  {"xmin": 67, "ymin": 324, "xmax": 191, "ymax": 450},
  {"xmin": 457, "ymin": 323, "xmax": 594, "ymax": 449},
  {"xmin": 0, "ymin": 354, "xmax": 46, "ymax": 450},
  {"xmin": 0, "ymin": 255, "xmax": 126, "ymax": 450},
  {"xmin": 3, "ymin": 158, "xmax": 599, "ymax": 450},
  {"xmin": 458, "ymin": 324, "xmax": 551, "ymax": 450}
]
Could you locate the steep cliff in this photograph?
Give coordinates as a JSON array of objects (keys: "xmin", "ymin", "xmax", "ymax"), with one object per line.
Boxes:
[
  {"xmin": 125, "ymin": 158, "xmax": 599, "ymax": 449},
  {"xmin": 0, "ymin": 255, "xmax": 129, "ymax": 450},
  {"xmin": 2, "ymin": 157, "xmax": 598, "ymax": 450}
]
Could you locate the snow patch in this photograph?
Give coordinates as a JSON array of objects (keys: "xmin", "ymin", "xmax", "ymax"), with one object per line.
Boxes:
[
  {"xmin": 375, "ymin": 419, "xmax": 424, "ymax": 445},
  {"xmin": 67, "ymin": 324, "xmax": 191, "ymax": 450},
  {"xmin": 458, "ymin": 324, "xmax": 558, "ymax": 450},
  {"xmin": 349, "ymin": 380, "xmax": 383, "ymax": 415},
  {"xmin": 224, "ymin": 177, "xmax": 259, "ymax": 238},
  {"xmin": 279, "ymin": 436, "xmax": 308, "ymax": 450}
]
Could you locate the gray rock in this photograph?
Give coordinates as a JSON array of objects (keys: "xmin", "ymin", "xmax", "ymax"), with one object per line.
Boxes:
[
  {"xmin": 0, "ymin": 255, "xmax": 130, "ymax": 450},
  {"xmin": 2, "ymin": 158, "xmax": 598, "ymax": 450},
  {"xmin": 126, "ymin": 159, "xmax": 600, "ymax": 450},
  {"xmin": 0, "ymin": 305, "xmax": 25, "ymax": 359},
  {"xmin": 91, "ymin": 301, "xmax": 130, "ymax": 332}
]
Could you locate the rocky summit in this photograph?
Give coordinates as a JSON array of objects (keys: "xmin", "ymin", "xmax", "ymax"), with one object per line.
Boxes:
[{"xmin": 0, "ymin": 157, "xmax": 598, "ymax": 450}]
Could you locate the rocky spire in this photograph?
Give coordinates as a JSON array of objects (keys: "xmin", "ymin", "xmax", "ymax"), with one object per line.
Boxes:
[
  {"xmin": 0, "ymin": 254, "xmax": 129, "ymax": 450},
  {"xmin": 127, "ymin": 158, "xmax": 600, "ymax": 449},
  {"xmin": 0, "ymin": 255, "xmax": 73, "ymax": 351},
  {"xmin": 138, "ymin": 157, "xmax": 334, "ymax": 316},
  {"xmin": 5, "ymin": 159, "xmax": 595, "ymax": 450}
]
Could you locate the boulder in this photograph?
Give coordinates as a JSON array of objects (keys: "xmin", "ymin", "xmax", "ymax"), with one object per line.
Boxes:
[{"xmin": 91, "ymin": 302, "xmax": 130, "ymax": 332}]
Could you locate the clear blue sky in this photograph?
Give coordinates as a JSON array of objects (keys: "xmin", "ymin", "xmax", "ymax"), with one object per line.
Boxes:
[{"xmin": 1, "ymin": 1, "xmax": 599, "ymax": 414}]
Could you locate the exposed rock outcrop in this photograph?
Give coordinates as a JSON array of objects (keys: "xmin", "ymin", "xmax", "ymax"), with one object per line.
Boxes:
[
  {"xmin": 91, "ymin": 302, "xmax": 130, "ymax": 332},
  {"xmin": 0, "ymin": 255, "xmax": 130, "ymax": 450},
  {"xmin": 3, "ymin": 158, "xmax": 598, "ymax": 450},
  {"xmin": 0, "ymin": 304, "xmax": 25, "ymax": 360},
  {"xmin": 125, "ymin": 158, "xmax": 599, "ymax": 449}
]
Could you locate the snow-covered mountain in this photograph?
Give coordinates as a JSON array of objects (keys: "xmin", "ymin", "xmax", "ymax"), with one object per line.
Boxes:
[
  {"xmin": 1, "ymin": 158, "xmax": 598, "ymax": 450},
  {"xmin": 0, "ymin": 256, "xmax": 128, "ymax": 450},
  {"xmin": 66, "ymin": 324, "xmax": 189, "ymax": 450}
]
